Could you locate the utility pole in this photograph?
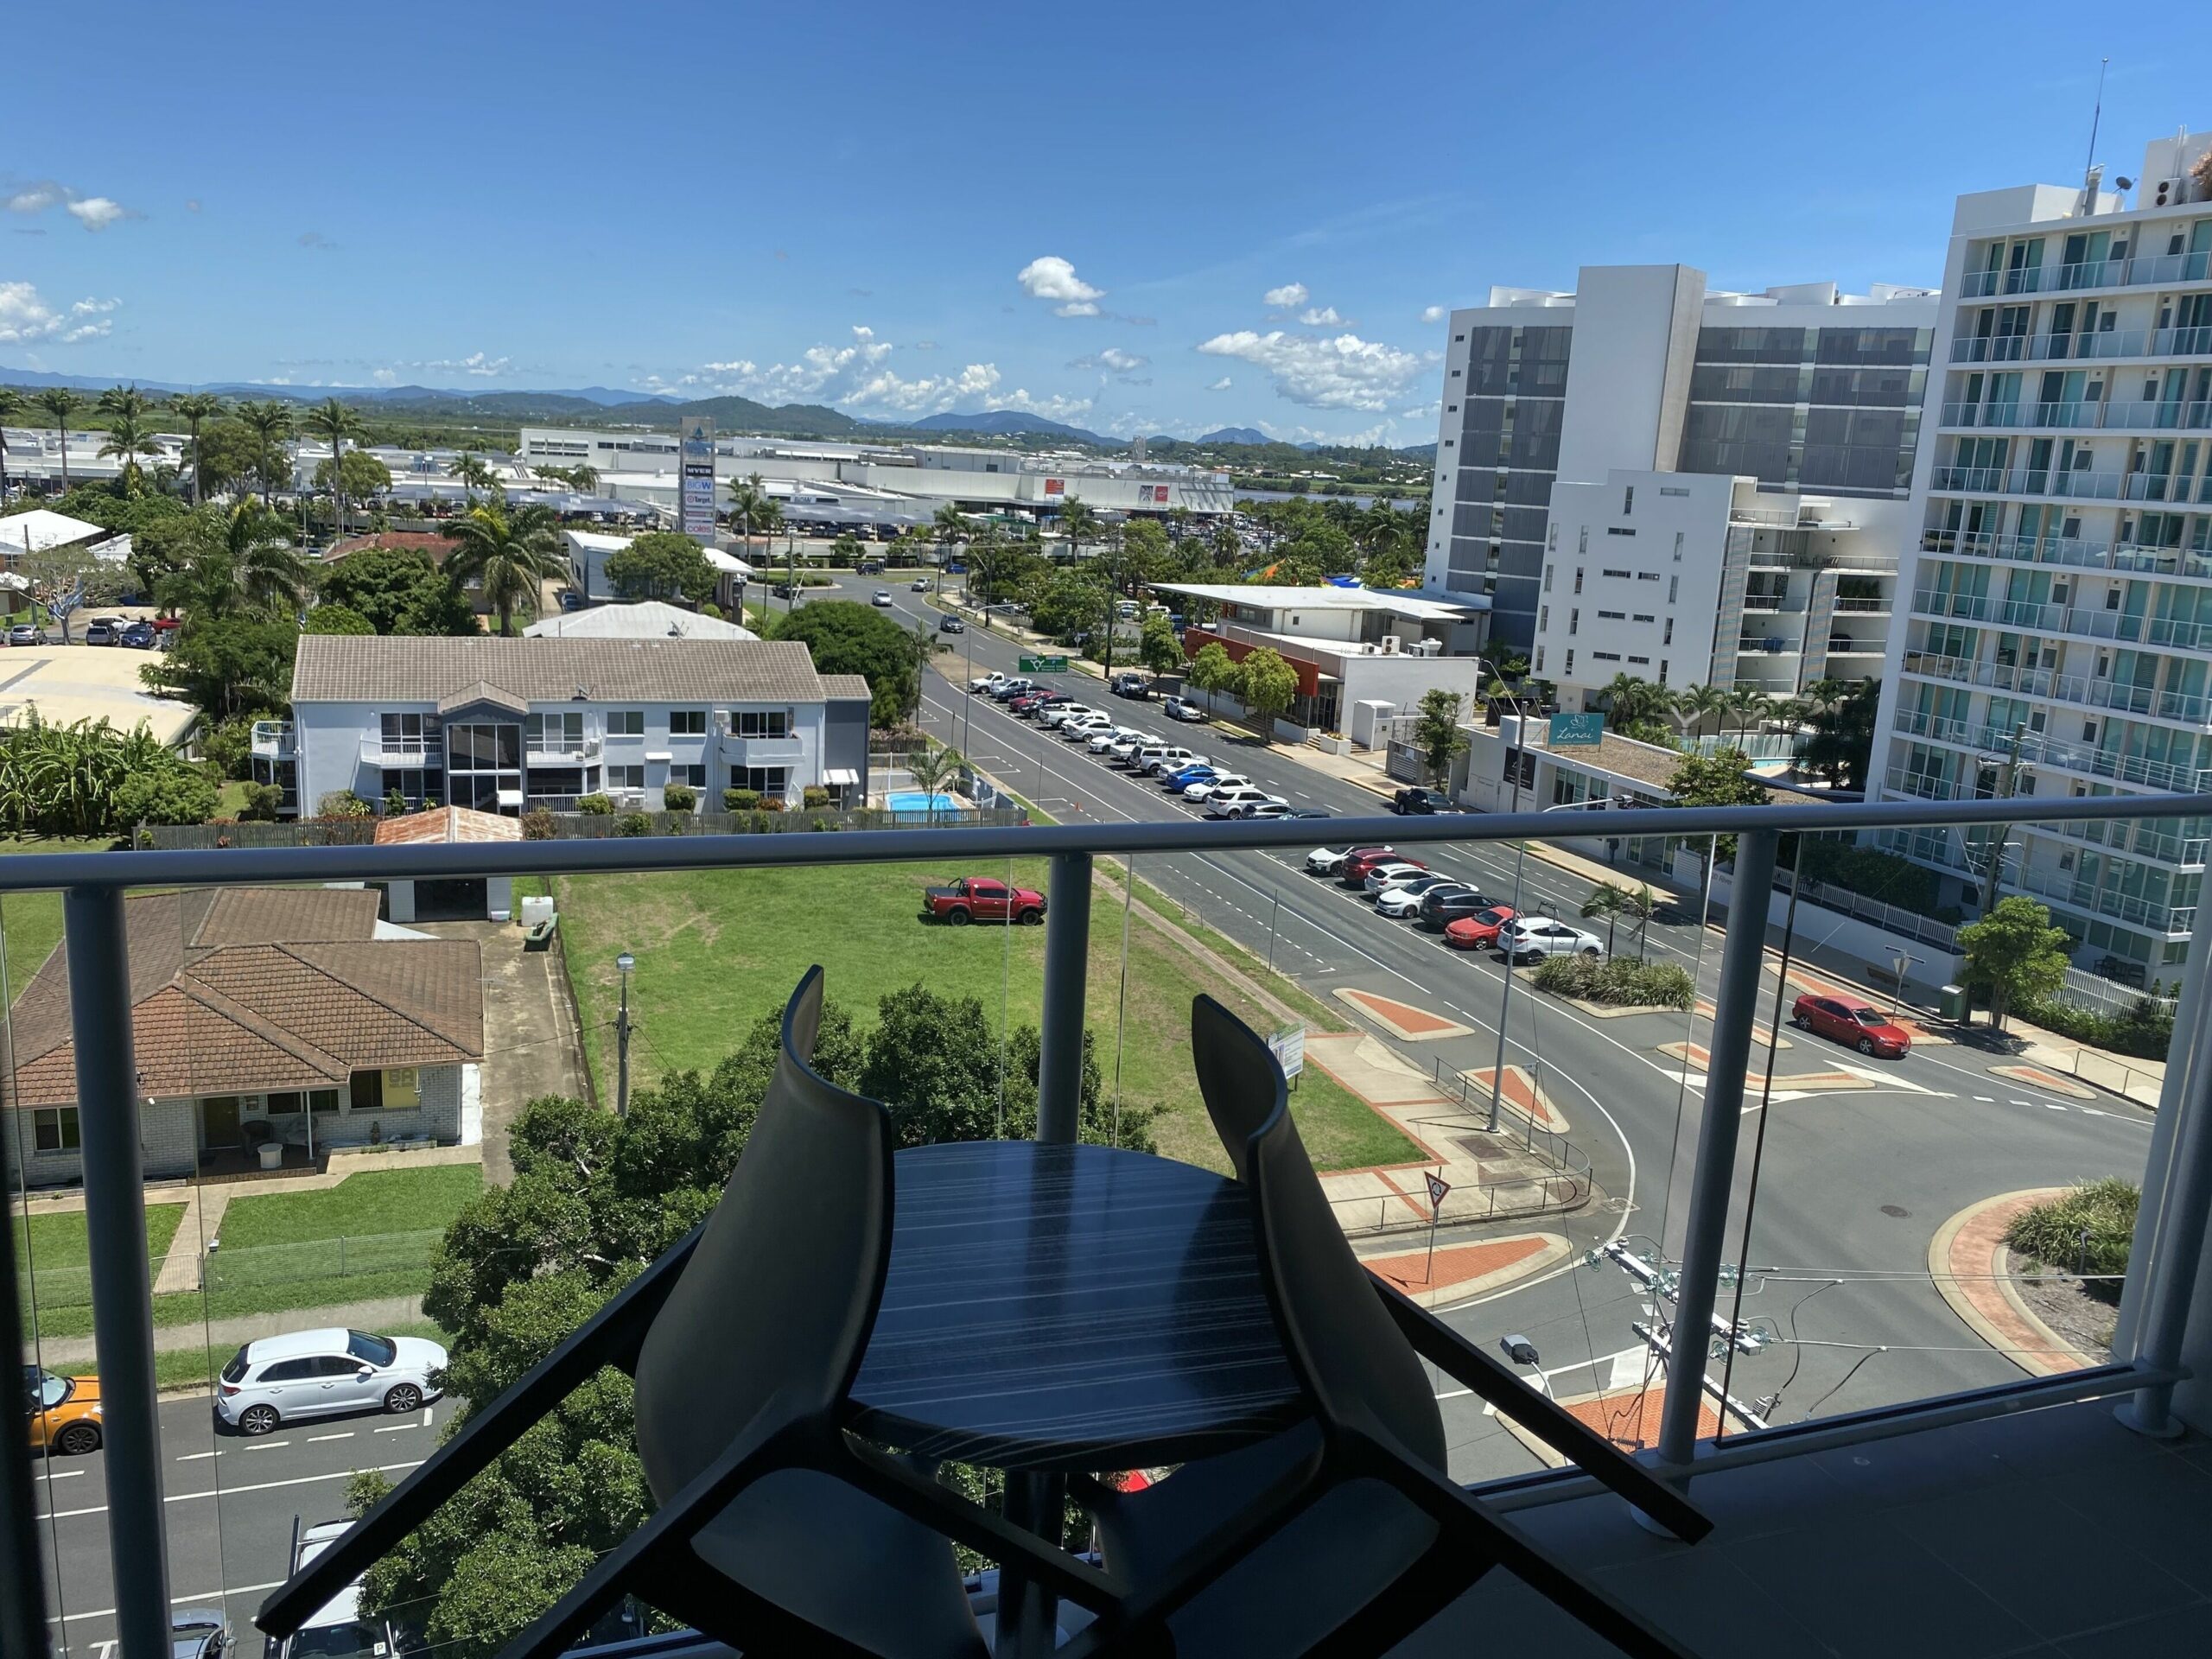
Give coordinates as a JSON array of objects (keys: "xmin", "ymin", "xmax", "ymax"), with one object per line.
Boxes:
[
  {"xmin": 615, "ymin": 950, "xmax": 635, "ymax": 1117},
  {"xmin": 1977, "ymin": 720, "xmax": 2028, "ymax": 908}
]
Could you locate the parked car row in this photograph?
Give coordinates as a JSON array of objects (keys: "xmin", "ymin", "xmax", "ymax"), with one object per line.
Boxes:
[
  {"xmin": 965, "ymin": 671, "xmax": 1332, "ymax": 823},
  {"xmin": 1302, "ymin": 844, "xmax": 1605, "ymax": 960}
]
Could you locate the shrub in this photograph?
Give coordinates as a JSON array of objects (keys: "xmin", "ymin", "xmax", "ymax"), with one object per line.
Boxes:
[
  {"xmin": 662, "ymin": 784, "xmax": 696, "ymax": 813},
  {"xmin": 577, "ymin": 792, "xmax": 614, "ymax": 816},
  {"xmin": 701, "ymin": 602, "xmax": 723, "ymax": 620},
  {"xmin": 2005, "ymin": 1178, "xmax": 2139, "ymax": 1291},
  {"xmin": 724, "ymin": 787, "xmax": 762, "ymax": 811},
  {"xmin": 1796, "ymin": 838, "xmax": 1947, "ymax": 920},
  {"xmin": 238, "ymin": 783, "xmax": 284, "ymax": 823},
  {"xmin": 520, "ymin": 807, "xmax": 556, "ymax": 841},
  {"xmin": 202, "ymin": 717, "xmax": 254, "ymax": 780},
  {"xmin": 319, "ymin": 790, "xmax": 372, "ymax": 819},
  {"xmin": 384, "ymin": 787, "xmax": 408, "ymax": 817},
  {"xmin": 2013, "ymin": 993, "xmax": 2172, "ymax": 1061},
  {"xmin": 802, "ymin": 785, "xmax": 831, "ymax": 809},
  {"xmin": 614, "ymin": 811, "xmax": 652, "ymax": 837},
  {"xmin": 1531, "ymin": 954, "xmax": 1695, "ymax": 1010},
  {"xmin": 760, "ymin": 795, "xmax": 785, "ymax": 812}
]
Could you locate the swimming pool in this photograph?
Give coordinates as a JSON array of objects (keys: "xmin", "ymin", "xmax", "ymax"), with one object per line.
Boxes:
[{"xmin": 886, "ymin": 791, "xmax": 960, "ymax": 813}]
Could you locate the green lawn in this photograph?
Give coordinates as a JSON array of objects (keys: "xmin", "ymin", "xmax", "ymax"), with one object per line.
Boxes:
[
  {"xmin": 550, "ymin": 861, "xmax": 1415, "ymax": 1175},
  {"xmin": 14, "ymin": 1202, "xmax": 186, "ymax": 1322},
  {"xmin": 0, "ymin": 836, "xmax": 126, "ymax": 995}
]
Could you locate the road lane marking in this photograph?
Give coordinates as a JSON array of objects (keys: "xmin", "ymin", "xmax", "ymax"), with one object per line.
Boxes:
[
  {"xmin": 2046, "ymin": 1103, "xmax": 2069, "ymax": 1111},
  {"xmin": 35, "ymin": 1459, "xmax": 425, "ymax": 1522},
  {"xmin": 242, "ymin": 1440, "xmax": 291, "ymax": 1451},
  {"xmin": 48, "ymin": 1581, "xmax": 288, "ymax": 1627},
  {"xmin": 175, "ymin": 1451, "xmax": 217, "ymax": 1461},
  {"xmin": 1974, "ymin": 1096, "xmax": 1995, "ymax": 1102},
  {"xmin": 40, "ymin": 1469, "xmax": 84, "ymax": 1478},
  {"xmin": 421, "ymin": 1406, "xmax": 433, "ymax": 1426},
  {"xmin": 373, "ymin": 1422, "xmax": 420, "ymax": 1433},
  {"xmin": 307, "ymin": 1432, "xmax": 353, "ymax": 1442}
]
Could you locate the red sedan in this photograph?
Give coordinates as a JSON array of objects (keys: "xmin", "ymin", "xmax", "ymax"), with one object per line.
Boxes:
[
  {"xmin": 1443, "ymin": 905, "xmax": 1519, "ymax": 950},
  {"xmin": 1339, "ymin": 847, "xmax": 1406, "ymax": 887},
  {"xmin": 1791, "ymin": 994, "xmax": 1911, "ymax": 1058}
]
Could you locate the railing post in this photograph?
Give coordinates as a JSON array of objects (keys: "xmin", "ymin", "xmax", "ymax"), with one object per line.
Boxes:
[
  {"xmin": 63, "ymin": 887, "xmax": 170, "ymax": 1659},
  {"xmin": 0, "ymin": 1091, "xmax": 51, "ymax": 1659},
  {"xmin": 1035, "ymin": 850, "xmax": 1091, "ymax": 1145},
  {"xmin": 1652, "ymin": 827, "xmax": 1779, "ymax": 1480}
]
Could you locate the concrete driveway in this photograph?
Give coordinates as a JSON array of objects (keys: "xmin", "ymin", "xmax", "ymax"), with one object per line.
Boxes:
[{"xmin": 410, "ymin": 917, "xmax": 587, "ymax": 1184}]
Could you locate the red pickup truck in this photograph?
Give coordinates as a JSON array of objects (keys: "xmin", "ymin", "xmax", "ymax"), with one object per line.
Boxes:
[{"xmin": 922, "ymin": 876, "xmax": 1047, "ymax": 925}]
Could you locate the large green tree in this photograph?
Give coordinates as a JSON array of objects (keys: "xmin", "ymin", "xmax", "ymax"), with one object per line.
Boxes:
[
  {"xmin": 0, "ymin": 714, "xmax": 218, "ymax": 836},
  {"xmin": 772, "ymin": 599, "xmax": 919, "ymax": 726},
  {"xmin": 141, "ymin": 613, "xmax": 297, "ymax": 719},
  {"xmin": 166, "ymin": 393, "xmax": 226, "ymax": 505},
  {"xmin": 445, "ymin": 499, "xmax": 565, "ymax": 635},
  {"xmin": 95, "ymin": 401, "xmax": 162, "ymax": 493},
  {"xmin": 304, "ymin": 398, "xmax": 368, "ymax": 537},
  {"xmin": 1137, "ymin": 613, "xmax": 1182, "ymax": 677},
  {"xmin": 16, "ymin": 540, "xmax": 129, "ymax": 643},
  {"xmin": 1412, "ymin": 687, "xmax": 1468, "ymax": 782},
  {"xmin": 34, "ymin": 388, "xmax": 78, "ymax": 490},
  {"xmin": 319, "ymin": 543, "xmax": 478, "ymax": 636},
  {"xmin": 1799, "ymin": 677, "xmax": 1880, "ymax": 792},
  {"xmin": 1662, "ymin": 745, "xmax": 1767, "ymax": 868},
  {"xmin": 313, "ymin": 448, "xmax": 392, "ymax": 515},
  {"xmin": 1238, "ymin": 645, "xmax": 1300, "ymax": 738},
  {"xmin": 353, "ymin": 986, "xmax": 1143, "ymax": 1659},
  {"xmin": 157, "ymin": 500, "xmax": 312, "ymax": 618},
  {"xmin": 1958, "ymin": 895, "xmax": 2073, "ymax": 1033},
  {"xmin": 604, "ymin": 531, "xmax": 716, "ymax": 604},
  {"xmin": 232, "ymin": 400, "xmax": 296, "ymax": 505}
]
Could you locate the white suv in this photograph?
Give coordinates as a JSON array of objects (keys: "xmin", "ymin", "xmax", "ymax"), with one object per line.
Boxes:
[
  {"xmin": 1203, "ymin": 786, "xmax": 1287, "ymax": 818},
  {"xmin": 216, "ymin": 1327, "xmax": 446, "ymax": 1436},
  {"xmin": 1500, "ymin": 918, "xmax": 1605, "ymax": 963},
  {"xmin": 1142, "ymin": 746, "xmax": 1205, "ymax": 775},
  {"xmin": 1039, "ymin": 702, "xmax": 1096, "ymax": 728}
]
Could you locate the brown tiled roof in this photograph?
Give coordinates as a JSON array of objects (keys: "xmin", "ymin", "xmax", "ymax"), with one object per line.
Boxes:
[
  {"xmin": 5, "ymin": 889, "xmax": 483, "ymax": 1109},
  {"xmin": 821, "ymin": 674, "xmax": 874, "ymax": 700},
  {"xmin": 376, "ymin": 806, "xmax": 522, "ymax": 845},
  {"xmin": 292, "ymin": 635, "xmax": 828, "ymax": 706}
]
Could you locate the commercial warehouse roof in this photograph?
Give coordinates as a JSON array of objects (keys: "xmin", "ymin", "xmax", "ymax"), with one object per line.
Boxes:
[
  {"xmin": 1147, "ymin": 582, "xmax": 1487, "ymax": 619},
  {"xmin": 0, "ymin": 508, "xmax": 110, "ymax": 556},
  {"xmin": 291, "ymin": 634, "xmax": 830, "ymax": 705},
  {"xmin": 523, "ymin": 601, "xmax": 759, "ymax": 642},
  {"xmin": 0, "ymin": 645, "xmax": 199, "ymax": 748}
]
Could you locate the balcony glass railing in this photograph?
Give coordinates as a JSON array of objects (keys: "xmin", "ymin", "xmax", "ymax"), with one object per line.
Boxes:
[
  {"xmin": 1891, "ymin": 704, "xmax": 2212, "ymax": 794},
  {"xmin": 249, "ymin": 720, "xmax": 294, "ymax": 758},
  {"xmin": 1948, "ymin": 323, "xmax": 2212, "ymax": 363},
  {"xmin": 1897, "ymin": 650, "xmax": 2212, "ymax": 723},
  {"xmin": 1916, "ymin": 528, "xmax": 2212, "ymax": 580},
  {"xmin": 8, "ymin": 782, "xmax": 2210, "ymax": 1659},
  {"xmin": 1959, "ymin": 249, "xmax": 2212, "ymax": 299},
  {"xmin": 1929, "ymin": 464, "xmax": 2209, "ymax": 504},
  {"xmin": 1908, "ymin": 590, "xmax": 2212, "ymax": 652},
  {"xmin": 1940, "ymin": 398, "xmax": 2212, "ymax": 433}
]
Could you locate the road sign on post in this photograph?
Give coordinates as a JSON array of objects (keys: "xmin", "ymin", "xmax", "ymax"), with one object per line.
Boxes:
[
  {"xmin": 1019, "ymin": 654, "xmax": 1071, "ymax": 674},
  {"xmin": 1422, "ymin": 1170, "xmax": 1452, "ymax": 1285},
  {"xmin": 1425, "ymin": 1171, "xmax": 1451, "ymax": 1210},
  {"xmin": 1548, "ymin": 712, "xmax": 1605, "ymax": 749},
  {"xmin": 1267, "ymin": 1026, "xmax": 1306, "ymax": 1079}
]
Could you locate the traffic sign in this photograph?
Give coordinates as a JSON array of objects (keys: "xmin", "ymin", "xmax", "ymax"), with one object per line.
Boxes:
[
  {"xmin": 1425, "ymin": 1172, "xmax": 1451, "ymax": 1210},
  {"xmin": 1019, "ymin": 654, "xmax": 1071, "ymax": 673},
  {"xmin": 1266, "ymin": 1026, "xmax": 1306, "ymax": 1078}
]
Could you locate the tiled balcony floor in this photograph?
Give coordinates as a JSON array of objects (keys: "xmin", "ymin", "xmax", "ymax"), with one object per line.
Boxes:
[{"xmin": 1392, "ymin": 1399, "xmax": 2212, "ymax": 1658}]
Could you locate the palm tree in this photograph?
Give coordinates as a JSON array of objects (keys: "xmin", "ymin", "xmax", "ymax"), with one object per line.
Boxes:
[
  {"xmin": 1061, "ymin": 499, "xmax": 1100, "ymax": 567},
  {"xmin": 96, "ymin": 409, "xmax": 162, "ymax": 493},
  {"xmin": 1619, "ymin": 883, "xmax": 1660, "ymax": 960},
  {"xmin": 34, "ymin": 389, "xmax": 78, "ymax": 490},
  {"xmin": 303, "ymin": 397, "xmax": 367, "ymax": 540},
  {"xmin": 444, "ymin": 499, "xmax": 564, "ymax": 635},
  {"xmin": 1725, "ymin": 688, "xmax": 1774, "ymax": 742},
  {"xmin": 167, "ymin": 393, "xmax": 224, "ymax": 506},
  {"xmin": 906, "ymin": 742, "xmax": 964, "ymax": 827},
  {"xmin": 1598, "ymin": 672, "xmax": 1669, "ymax": 729},
  {"xmin": 0, "ymin": 388, "xmax": 22, "ymax": 502},
  {"xmin": 446, "ymin": 449, "xmax": 498, "ymax": 500},
  {"xmin": 1580, "ymin": 881, "xmax": 1630, "ymax": 954},
  {"xmin": 931, "ymin": 502, "xmax": 969, "ymax": 571},
  {"xmin": 159, "ymin": 499, "xmax": 312, "ymax": 618},
  {"xmin": 233, "ymin": 400, "xmax": 295, "ymax": 505},
  {"xmin": 568, "ymin": 461, "xmax": 599, "ymax": 493},
  {"xmin": 1674, "ymin": 682, "xmax": 1729, "ymax": 739}
]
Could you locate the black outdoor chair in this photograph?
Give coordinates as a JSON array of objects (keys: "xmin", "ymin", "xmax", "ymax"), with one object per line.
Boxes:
[
  {"xmin": 1071, "ymin": 995, "xmax": 1708, "ymax": 1658},
  {"xmin": 257, "ymin": 967, "xmax": 1117, "ymax": 1659}
]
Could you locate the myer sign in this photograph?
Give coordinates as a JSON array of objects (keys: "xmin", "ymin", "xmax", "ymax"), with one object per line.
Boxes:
[{"xmin": 679, "ymin": 416, "xmax": 716, "ymax": 543}]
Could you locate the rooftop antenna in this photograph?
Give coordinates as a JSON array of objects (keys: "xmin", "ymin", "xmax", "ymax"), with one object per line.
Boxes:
[{"xmin": 2084, "ymin": 56, "xmax": 2109, "ymax": 181}]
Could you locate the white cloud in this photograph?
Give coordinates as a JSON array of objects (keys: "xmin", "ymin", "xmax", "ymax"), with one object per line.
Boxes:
[
  {"xmin": 4, "ymin": 182, "xmax": 61, "ymax": 214},
  {"xmin": 66, "ymin": 197, "xmax": 129, "ymax": 232},
  {"xmin": 1017, "ymin": 255, "xmax": 1104, "ymax": 317},
  {"xmin": 663, "ymin": 326, "xmax": 1089, "ymax": 421},
  {"xmin": 1296, "ymin": 306, "xmax": 1347, "ymax": 326},
  {"xmin": 1196, "ymin": 328, "xmax": 1426, "ymax": 411},
  {"xmin": 1070, "ymin": 346, "xmax": 1149, "ymax": 378},
  {"xmin": 997, "ymin": 387, "xmax": 1096, "ymax": 422},
  {"xmin": 848, "ymin": 360, "xmax": 1001, "ymax": 413},
  {"xmin": 371, "ymin": 368, "xmax": 397, "ymax": 385},
  {"xmin": 423, "ymin": 351, "xmax": 512, "ymax": 378},
  {"xmin": 1262, "ymin": 283, "xmax": 1308, "ymax": 308},
  {"xmin": 1420, "ymin": 304, "xmax": 1448, "ymax": 324},
  {"xmin": 0, "ymin": 283, "xmax": 118, "ymax": 345}
]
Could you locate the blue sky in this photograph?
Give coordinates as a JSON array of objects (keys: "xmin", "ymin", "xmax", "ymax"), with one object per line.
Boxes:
[{"xmin": 6, "ymin": 2, "xmax": 2210, "ymax": 442}]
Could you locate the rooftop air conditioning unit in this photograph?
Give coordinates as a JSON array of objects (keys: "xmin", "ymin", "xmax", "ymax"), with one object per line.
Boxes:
[{"xmin": 1381, "ymin": 635, "xmax": 1402, "ymax": 655}]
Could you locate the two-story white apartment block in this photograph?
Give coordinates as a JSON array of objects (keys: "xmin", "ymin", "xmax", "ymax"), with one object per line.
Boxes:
[
  {"xmin": 269, "ymin": 636, "xmax": 873, "ymax": 816},
  {"xmin": 1872, "ymin": 129, "xmax": 2212, "ymax": 978}
]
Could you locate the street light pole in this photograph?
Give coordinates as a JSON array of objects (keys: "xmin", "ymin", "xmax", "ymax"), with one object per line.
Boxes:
[
  {"xmin": 615, "ymin": 950, "xmax": 636, "ymax": 1117},
  {"xmin": 1487, "ymin": 794, "xmax": 1624, "ymax": 1132}
]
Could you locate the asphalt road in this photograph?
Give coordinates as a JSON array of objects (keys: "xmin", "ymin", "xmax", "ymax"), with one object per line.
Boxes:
[
  {"xmin": 26, "ymin": 1390, "xmax": 459, "ymax": 1658},
  {"xmin": 833, "ymin": 573, "xmax": 2159, "ymax": 1475}
]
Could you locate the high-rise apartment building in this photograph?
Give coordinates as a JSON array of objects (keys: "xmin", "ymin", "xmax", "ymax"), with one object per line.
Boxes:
[
  {"xmin": 1426, "ymin": 268, "xmax": 1938, "ymax": 673},
  {"xmin": 1871, "ymin": 129, "xmax": 2212, "ymax": 976}
]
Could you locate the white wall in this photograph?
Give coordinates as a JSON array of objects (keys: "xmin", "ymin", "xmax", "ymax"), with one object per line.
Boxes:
[{"xmin": 1555, "ymin": 265, "xmax": 1707, "ymax": 482}]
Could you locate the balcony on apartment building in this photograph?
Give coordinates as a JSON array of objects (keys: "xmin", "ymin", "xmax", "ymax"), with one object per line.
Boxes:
[
  {"xmin": 1901, "ymin": 648, "xmax": 2212, "ymax": 724},
  {"xmin": 19, "ymin": 794, "xmax": 2212, "ymax": 1659},
  {"xmin": 248, "ymin": 720, "xmax": 294, "ymax": 760},
  {"xmin": 1910, "ymin": 588, "xmax": 2212, "ymax": 652},
  {"xmin": 1929, "ymin": 463, "xmax": 2212, "ymax": 505},
  {"xmin": 1938, "ymin": 398, "xmax": 2212, "ymax": 434},
  {"xmin": 1918, "ymin": 528, "xmax": 2212, "ymax": 582},
  {"xmin": 1958, "ymin": 248, "xmax": 2212, "ymax": 299},
  {"xmin": 1892, "ymin": 704, "xmax": 2212, "ymax": 796},
  {"xmin": 1874, "ymin": 820, "xmax": 2198, "ymax": 937},
  {"xmin": 715, "ymin": 713, "xmax": 807, "ymax": 760},
  {"xmin": 1949, "ymin": 323, "xmax": 2212, "ymax": 364},
  {"xmin": 1880, "ymin": 769, "xmax": 2209, "ymax": 867}
]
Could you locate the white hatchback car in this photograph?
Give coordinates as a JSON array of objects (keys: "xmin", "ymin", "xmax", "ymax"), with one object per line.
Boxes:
[
  {"xmin": 1182, "ymin": 772, "xmax": 1251, "ymax": 801},
  {"xmin": 1500, "ymin": 918, "xmax": 1605, "ymax": 963},
  {"xmin": 216, "ymin": 1327, "xmax": 446, "ymax": 1436},
  {"xmin": 1203, "ymin": 787, "xmax": 1287, "ymax": 818}
]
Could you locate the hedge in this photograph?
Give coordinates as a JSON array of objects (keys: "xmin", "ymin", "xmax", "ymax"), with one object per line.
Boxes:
[
  {"xmin": 2012, "ymin": 993, "xmax": 2172, "ymax": 1061},
  {"xmin": 1796, "ymin": 838, "xmax": 1952, "ymax": 920},
  {"xmin": 2004, "ymin": 1178, "xmax": 2138, "ymax": 1287},
  {"xmin": 1530, "ymin": 955, "xmax": 1696, "ymax": 1010}
]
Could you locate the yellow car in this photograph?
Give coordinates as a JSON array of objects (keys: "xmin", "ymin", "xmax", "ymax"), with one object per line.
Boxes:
[{"xmin": 24, "ymin": 1366, "xmax": 104, "ymax": 1456}]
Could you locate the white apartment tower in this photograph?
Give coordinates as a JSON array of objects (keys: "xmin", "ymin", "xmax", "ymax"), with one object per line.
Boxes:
[
  {"xmin": 1427, "ymin": 269, "xmax": 1938, "ymax": 702},
  {"xmin": 1871, "ymin": 128, "xmax": 2212, "ymax": 978}
]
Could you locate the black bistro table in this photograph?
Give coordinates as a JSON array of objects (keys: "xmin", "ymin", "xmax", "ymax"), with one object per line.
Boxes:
[{"xmin": 850, "ymin": 1138, "xmax": 1304, "ymax": 1471}]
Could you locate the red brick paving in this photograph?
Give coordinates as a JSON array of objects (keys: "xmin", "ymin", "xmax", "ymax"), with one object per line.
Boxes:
[{"xmin": 1363, "ymin": 1234, "xmax": 1547, "ymax": 1296}]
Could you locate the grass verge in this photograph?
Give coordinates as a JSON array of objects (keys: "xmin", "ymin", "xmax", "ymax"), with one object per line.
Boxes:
[
  {"xmin": 48, "ymin": 1320, "xmax": 457, "ymax": 1394},
  {"xmin": 550, "ymin": 859, "xmax": 1415, "ymax": 1175}
]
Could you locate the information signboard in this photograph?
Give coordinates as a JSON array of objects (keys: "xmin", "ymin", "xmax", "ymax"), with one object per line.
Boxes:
[
  {"xmin": 679, "ymin": 416, "xmax": 716, "ymax": 543},
  {"xmin": 1548, "ymin": 712, "xmax": 1605, "ymax": 749}
]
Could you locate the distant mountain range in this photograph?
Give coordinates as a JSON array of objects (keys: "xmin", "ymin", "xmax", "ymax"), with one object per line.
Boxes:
[
  {"xmin": 893, "ymin": 410, "xmax": 1106, "ymax": 442},
  {"xmin": 1198, "ymin": 426, "xmax": 1269, "ymax": 445},
  {"xmin": 0, "ymin": 366, "xmax": 684, "ymax": 408}
]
